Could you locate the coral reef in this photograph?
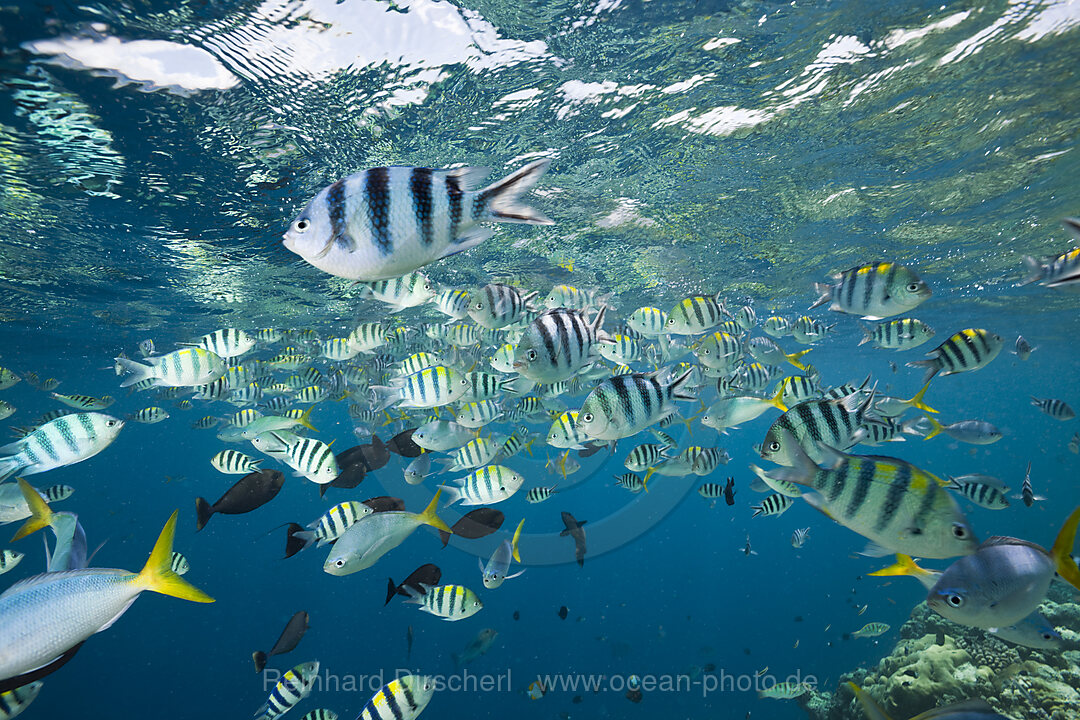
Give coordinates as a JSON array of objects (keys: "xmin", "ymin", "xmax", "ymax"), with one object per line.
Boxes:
[{"xmin": 801, "ymin": 586, "xmax": 1080, "ymax": 720}]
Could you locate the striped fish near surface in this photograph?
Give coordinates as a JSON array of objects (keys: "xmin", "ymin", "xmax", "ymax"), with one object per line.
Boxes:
[
  {"xmin": 751, "ymin": 431, "xmax": 978, "ymax": 559},
  {"xmin": 468, "ymin": 283, "xmax": 538, "ymax": 330},
  {"xmin": 513, "ymin": 307, "xmax": 608, "ymax": 383},
  {"xmin": 355, "ymin": 675, "xmax": 435, "ymax": 720},
  {"xmin": 371, "ymin": 366, "xmax": 470, "ymax": 411},
  {"xmin": 283, "ymin": 160, "xmax": 552, "ymax": 282},
  {"xmin": 907, "ymin": 328, "xmax": 1004, "ymax": 384},
  {"xmin": 665, "ymin": 294, "xmax": 726, "ymax": 335},
  {"xmin": 578, "ymin": 369, "xmax": 697, "ymax": 442},
  {"xmin": 1031, "ymin": 396, "xmax": 1075, "ymax": 420},
  {"xmin": 0, "ymin": 413, "xmax": 124, "ymax": 482},
  {"xmin": 859, "ymin": 318, "xmax": 936, "ymax": 350},
  {"xmin": 406, "ymin": 583, "xmax": 483, "ymax": 621},
  {"xmin": 185, "ymin": 329, "xmax": 256, "ymax": 359},
  {"xmin": 626, "ymin": 306, "xmax": 668, "ymax": 337},
  {"xmin": 253, "ymin": 661, "xmax": 320, "ymax": 720},
  {"xmin": 115, "ymin": 348, "xmax": 226, "ymax": 389},
  {"xmin": 292, "ymin": 501, "xmax": 375, "ymax": 550},
  {"xmin": 1022, "ymin": 219, "xmax": 1080, "ymax": 287},
  {"xmin": 360, "ymin": 272, "xmax": 437, "ymax": 312},
  {"xmin": 810, "ymin": 262, "xmax": 931, "ymax": 320},
  {"xmin": 759, "ymin": 391, "xmax": 879, "ymax": 466}
]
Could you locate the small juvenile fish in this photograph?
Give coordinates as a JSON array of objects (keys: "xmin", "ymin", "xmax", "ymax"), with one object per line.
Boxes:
[
  {"xmin": 698, "ymin": 483, "xmax": 725, "ymax": 500},
  {"xmin": 947, "ymin": 477, "xmax": 1010, "ymax": 510},
  {"xmin": 614, "ymin": 473, "xmax": 645, "ymax": 493},
  {"xmin": 1014, "ymin": 335, "xmax": 1034, "ymax": 360},
  {"xmin": 404, "ymin": 454, "xmax": 432, "ymax": 485},
  {"xmin": 128, "ymin": 406, "xmax": 170, "ymax": 424},
  {"xmin": 0, "ymin": 401, "xmax": 15, "ymax": 421},
  {"xmin": 170, "ymin": 552, "xmax": 190, "ymax": 575},
  {"xmin": 1069, "ymin": 433, "xmax": 1080, "ymax": 454},
  {"xmin": 859, "ymin": 318, "xmax": 935, "ymax": 350},
  {"xmin": 525, "ymin": 486, "xmax": 557, "ymax": 504},
  {"xmin": 481, "ymin": 519, "xmax": 525, "ymax": 588},
  {"xmin": 50, "ymin": 393, "xmax": 115, "ymax": 411},
  {"xmin": 1012, "ymin": 461, "xmax": 1045, "ymax": 507},
  {"xmin": 751, "ymin": 494, "xmax": 793, "ymax": 518},
  {"xmin": 210, "ymin": 450, "xmax": 261, "ymax": 475},
  {"xmin": 0, "ymin": 368, "xmax": 21, "ymax": 390},
  {"xmin": 810, "ymin": 262, "xmax": 930, "ymax": 319},
  {"xmin": 0, "ymin": 549, "xmax": 24, "ymax": 575},
  {"xmin": 406, "ymin": 584, "xmax": 483, "ymax": 621},
  {"xmin": 791, "ymin": 527, "xmax": 810, "ymax": 548},
  {"xmin": 360, "ymin": 272, "xmax": 437, "ymax": 312},
  {"xmin": 1021, "ymin": 221, "xmax": 1080, "ymax": 287},
  {"xmin": 851, "ymin": 622, "xmax": 890, "ymax": 638},
  {"xmin": 758, "ymin": 681, "xmax": 811, "ymax": 700},
  {"xmin": 1031, "ymin": 396, "xmax": 1075, "ymax": 420}
]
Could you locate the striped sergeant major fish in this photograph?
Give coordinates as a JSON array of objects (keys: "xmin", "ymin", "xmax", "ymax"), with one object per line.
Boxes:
[
  {"xmin": 751, "ymin": 431, "xmax": 978, "ymax": 559},
  {"xmin": 525, "ymin": 486, "xmax": 557, "ymax": 504},
  {"xmin": 253, "ymin": 661, "xmax": 320, "ymax": 720},
  {"xmin": 115, "ymin": 348, "xmax": 227, "ymax": 389},
  {"xmin": 360, "ymin": 272, "xmax": 437, "ymax": 312},
  {"xmin": 406, "ymin": 583, "xmax": 483, "ymax": 621},
  {"xmin": 49, "ymin": 393, "xmax": 115, "ymax": 411},
  {"xmin": 1021, "ymin": 218, "xmax": 1080, "ymax": 287},
  {"xmin": 468, "ymin": 283, "xmax": 539, "ymax": 330},
  {"xmin": 578, "ymin": 368, "xmax": 697, "ymax": 442},
  {"xmin": 457, "ymin": 371, "xmax": 516, "ymax": 403},
  {"xmin": 348, "ymin": 323, "xmax": 388, "ymax": 354},
  {"xmin": 319, "ymin": 337, "xmax": 362, "ymax": 362},
  {"xmin": 946, "ymin": 476, "xmax": 1010, "ymax": 510},
  {"xmin": 1031, "ymin": 396, "xmax": 1075, "ymax": 420},
  {"xmin": 370, "ymin": 366, "xmax": 470, "ymax": 411},
  {"xmin": 440, "ymin": 465, "xmax": 526, "ymax": 506},
  {"xmin": 614, "ymin": 473, "xmax": 645, "ymax": 493},
  {"xmin": 210, "ymin": 449, "xmax": 261, "ymax": 475},
  {"xmin": 751, "ymin": 493, "xmax": 793, "ymax": 518},
  {"xmin": 0, "ymin": 681, "xmax": 42, "ymax": 718},
  {"xmin": 597, "ymin": 333, "xmax": 640, "ymax": 365},
  {"xmin": 859, "ymin": 317, "xmax": 935, "ymax": 350},
  {"xmin": 283, "ymin": 159, "xmax": 552, "ymax": 282},
  {"xmin": 1012, "ymin": 461, "xmax": 1045, "ymax": 507},
  {"xmin": 0, "ymin": 369, "xmax": 18, "ymax": 391},
  {"xmin": 810, "ymin": 262, "xmax": 931, "ymax": 320},
  {"xmin": 293, "ymin": 502, "xmax": 375, "ymax": 550},
  {"xmin": 256, "ymin": 433, "xmax": 340, "ymax": 485},
  {"xmin": 0, "ymin": 413, "xmax": 124, "ymax": 483},
  {"xmin": 1013, "ymin": 334, "xmax": 1034, "ymax": 360},
  {"xmin": 547, "ymin": 411, "xmax": 589, "ymax": 450},
  {"xmin": 906, "ymin": 328, "xmax": 1004, "ymax": 385},
  {"xmin": 0, "ymin": 502, "xmax": 212, "ymax": 691},
  {"xmin": 355, "ymin": 675, "xmax": 435, "ymax": 720},
  {"xmin": 763, "ymin": 316, "xmax": 792, "ymax": 338},
  {"xmin": 759, "ymin": 390, "xmax": 880, "ymax": 467},
  {"xmin": 127, "ymin": 406, "xmax": 169, "ymax": 424},
  {"xmin": 665, "ymin": 294, "xmax": 727, "ymax": 335},
  {"xmin": 513, "ymin": 307, "xmax": 609, "ymax": 383},
  {"xmin": 183, "ymin": 329, "xmax": 256, "ymax": 359},
  {"xmin": 626, "ymin": 306, "xmax": 667, "ymax": 337},
  {"xmin": 734, "ymin": 304, "xmax": 756, "ymax": 331},
  {"xmin": 496, "ymin": 426, "xmax": 533, "ymax": 461},
  {"xmin": 695, "ymin": 331, "xmax": 743, "ymax": 372},
  {"xmin": 170, "ymin": 552, "xmax": 190, "ymax": 575},
  {"xmin": 0, "ymin": 550, "xmax": 22, "ymax": 576},
  {"xmin": 433, "ymin": 287, "xmax": 471, "ymax": 321}
]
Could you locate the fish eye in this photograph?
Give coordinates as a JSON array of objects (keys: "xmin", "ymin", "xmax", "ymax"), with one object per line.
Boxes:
[
  {"xmin": 295, "ymin": 218, "xmax": 310, "ymax": 232},
  {"xmin": 581, "ymin": 412, "xmax": 593, "ymax": 423},
  {"xmin": 906, "ymin": 282, "xmax": 921, "ymax": 292},
  {"xmin": 951, "ymin": 523, "xmax": 968, "ymax": 538},
  {"xmin": 947, "ymin": 594, "xmax": 963, "ymax": 607},
  {"xmin": 492, "ymin": 574, "xmax": 499, "ymax": 580},
  {"xmin": 768, "ymin": 441, "xmax": 781, "ymax": 452},
  {"xmin": 334, "ymin": 559, "xmax": 345, "ymax": 568},
  {"xmin": 106, "ymin": 420, "xmax": 117, "ymax": 427},
  {"xmin": 527, "ymin": 350, "xmax": 537, "ymax": 361}
]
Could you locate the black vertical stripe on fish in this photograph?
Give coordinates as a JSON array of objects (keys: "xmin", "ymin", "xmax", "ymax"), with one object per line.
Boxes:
[
  {"xmin": 555, "ymin": 312, "xmax": 572, "ymax": 368},
  {"xmin": 568, "ymin": 312, "xmax": 585, "ymax": 365},
  {"xmin": 640, "ymin": 376, "xmax": 654, "ymax": 422},
  {"xmin": 538, "ymin": 315, "xmax": 558, "ymax": 365},
  {"xmin": 402, "ymin": 681, "xmax": 418, "ymax": 710},
  {"xmin": 410, "ymin": 167, "xmax": 435, "ymax": 245},
  {"xmin": 877, "ymin": 462, "xmax": 911, "ymax": 531},
  {"xmin": 691, "ymin": 299, "xmax": 705, "ymax": 328},
  {"xmin": 324, "ymin": 179, "xmax": 348, "ymax": 251},
  {"xmin": 384, "ymin": 687, "xmax": 404, "ymax": 720},
  {"xmin": 846, "ymin": 459, "xmax": 875, "ymax": 518},
  {"xmin": 365, "ymin": 167, "xmax": 392, "ymax": 256},
  {"xmin": 862, "ymin": 267, "xmax": 875, "ymax": 310},
  {"xmin": 912, "ymin": 467, "xmax": 939, "ymax": 528},
  {"xmin": 826, "ymin": 462, "xmax": 846, "ymax": 502}
]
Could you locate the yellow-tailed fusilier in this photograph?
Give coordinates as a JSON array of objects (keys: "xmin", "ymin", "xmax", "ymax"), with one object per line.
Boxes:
[
  {"xmin": 810, "ymin": 262, "xmax": 931, "ymax": 319},
  {"xmin": 481, "ymin": 519, "xmax": 525, "ymax": 589},
  {"xmin": 355, "ymin": 674, "xmax": 435, "ymax": 720},
  {"xmin": 0, "ymin": 507, "xmax": 212, "ymax": 689},
  {"xmin": 0, "ymin": 412, "xmax": 123, "ymax": 482},
  {"xmin": 370, "ymin": 366, "xmax": 469, "ymax": 412},
  {"xmin": 406, "ymin": 584, "xmax": 483, "ymax": 621},
  {"xmin": 283, "ymin": 160, "xmax": 552, "ymax": 282},
  {"xmin": 254, "ymin": 661, "xmax": 320, "ymax": 720},
  {"xmin": 859, "ymin": 318, "xmax": 935, "ymax": 350},
  {"xmin": 323, "ymin": 491, "xmax": 451, "ymax": 575},
  {"xmin": 752, "ymin": 433, "xmax": 978, "ymax": 559},
  {"xmin": 115, "ymin": 347, "xmax": 226, "ymax": 388},
  {"xmin": 439, "ymin": 466, "xmax": 525, "ymax": 506},
  {"xmin": 701, "ymin": 387, "xmax": 788, "ymax": 434},
  {"xmin": 906, "ymin": 328, "xmax": 1003, "ymax": 384},
  {"xmin": 578, "ymin": 368, "xmax": 697, "ymax": 442},
  {"xmin": 513, "ymin": 308, "xmax": 608, "ymax": 383}
]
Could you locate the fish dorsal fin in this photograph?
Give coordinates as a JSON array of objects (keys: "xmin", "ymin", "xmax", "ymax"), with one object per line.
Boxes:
[
  {"xmin": 910, "ymin": 699, "xmax": 995, "ymax": 720},
  {"xmin": 978, "ymin": 536, "xmax": 1047, "ymax": 553}
]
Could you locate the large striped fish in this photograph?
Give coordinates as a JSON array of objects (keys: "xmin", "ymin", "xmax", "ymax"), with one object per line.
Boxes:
[
  {"xmin": 810, "ymin": 261, "xmax": 931, "ymax": 319},
  {"xmin": 751, "ymin": 432, "xmax": 978, "ymax": 559},
  {"xmin": 284, "ymin": 160, "xmax": 553, "ymax": 281},
  {"xmin": 513, "ymin": 307, "xmax": 608, "ymax": 383},
  {"xmin": 355, "ymin": 675, "xmax": 434, "ymax": 720},
  {"xmin": 115, "ymin": 348, "xmax": 227, "ymax": 388},
  {"xmin": 906, "ymin": 328, "xmax": 1003, "ymax": 384},
  {"xmin": 759, "ymin": 391, "xmax": 879, "ymax": 466},
  {"xmin": 578, "ymin": 369, "xmax": 697, "ymax": 441},
  {"xmin": 0, "ymin": 413, "xmax": 124, "ymax": 483}
]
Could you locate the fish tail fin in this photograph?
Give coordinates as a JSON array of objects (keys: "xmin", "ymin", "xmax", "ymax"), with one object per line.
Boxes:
[
  {"xmin": 134, "ymin": 510, "xmax": 214, "ymax": 603},
  {"xmin": 847, "ymin": 682, "xmax": 894, "ymax": 720},
  {"xmin": 921, "ymin": 414, "xmax": 944, "ymax": 441},
  {"xmin": 511, "ymin": 518, "xmax": 524, "ymax": 563},
  {"xmin": 12, "ymin": 478, "xmax": 52, "ymax": 542},
  {"xmin": 252, "ymin": 651, "xmax": 268, "ymax": 673},
  {"xmin": 868, "ymin": 554, "xmax": 933, "ymax": 582},
  {"xmin": 668, "ymin": 368, "xmax": 698, "ymax": 402},
  {"xmin": 906, "ymin": 381, "xmax": 938, "ymax": 414},
  {"xmin": 905, "ymin": 359, "xmax": 940, "ymax": 386},
  {"xmin": 784, "ymin": 348, "xmax": 812, "ymax": 371},
  {"xmin": 114, "ymin": 356, "xmax": 155, "ymax": 388},
  {"xmin": 296, "ymin": 405, "xmax": 318, "ymax": 432},
  {"xmin": 1020, "ymin": 256, "xmax": 1043, "ymax": 285},
  {"xmin": 194, "ymin": 497, "xmax": 214, "ymax": 532},
  {"xmin": 768, "ymin": 383, "xmax": 788, "ymax": 412},
  {"xmin": 1050, "ymin": 506, "xmax": 1080, "ymax": 592},
  {"xmin": 642, "ymin": 467, "xmax": 656, "ymax": 492},
  {"xmin": 857, "ymin": 323, "xmax": 874, "ymax": 346},
  {"xmin": 420, "ymin": 489, "xmax": 453, "ymax": 534},
  {"xmin": 369, "ymin": 385, "xmax": 400, "ymax": 412},
  {"xmin": 808, "ymin": 283, "xmax": 832, "ymax": 311},
  {"xmin": 0, "ymin": 455, "xmax": 27, "ymax": 484},
  {"xmin": 480, "ymin": 159, "xmax": 553, "ymax": 225},
  {"xmin": 385, "ymin": 578, "xmax": 398, "ymax": 606}
]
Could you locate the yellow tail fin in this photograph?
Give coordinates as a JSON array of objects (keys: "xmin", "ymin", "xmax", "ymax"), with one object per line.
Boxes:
[
  {"xmin": 869, "ymin": 554, "xmax": 931, "ymax": 579},
  {"xmin": 847, "ymin": 682, "xmax": 893, "ymax": 720},
  {"xmin": 135, "ymin": 510, "xmax": 214, "ymax": 603},
  {"xmin": 768, "ymin": 383, "xmax": 789, "ymax": 413},
  {"xmin": 12, "ymin": 478, "xmax": 53, "ymax": 542},
  {"xmin": 906, "ymin": 381, "xmax": 938, "ymax": 414},
  {"xmin": 921, "ymin": 415, "xmax": 944, "ymax": 441},
  {"xmin": 642, "ymin": 467, "xmax": 655, "ymax": 492},
  {"xmin": 784, "ymin": 348, "xmax": 812, "ymax": 371},
  {"xmin": 511, "ymin": 518, "xmax": 524, "ymax": 563},
  {"xmin": 296, "ymin": 405, "xmax": 318, "ymax": 432},
  {"xmin": 1050, "ymin": 506, "xmax": 1080, "ymax": 592},
  {"xmin": 419, "ymin": 489, "xmax": 453, "ymax": 534}
]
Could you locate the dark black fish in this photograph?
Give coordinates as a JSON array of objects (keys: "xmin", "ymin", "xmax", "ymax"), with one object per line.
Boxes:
[
  {"xmin": 560, "ymin": 511, "xmax": 587, "ymax": 568},
  {"xmin": 283, "ymin": 523, "xmax": 306, "ymax": 559},
  {"xmin": 572, "ymin": 696, "xmax": 583, "ymax": 704},
  {"xmin": 386, "ymin": 428, "xmax": 424, "ymax": 457},
  {"xmin": 336, "ymin": 435, "xmax": 391, "ymax": 472},
  {"xmin": 439, "ymin": 508, "xmax": 504, "ymax": 546},
  {"xmin": 513, "ymin": 610, "xmax": 520, "ymax": 621},
  {"xmin": 703, "ymin": 662, "xmax": 716, "ymax": 672},
  {"xmin": 577, "ymin": 443, "xmax": 603, "ymax": 459},
  {"xmin": 364, "ymin": 496, "xmax": 405, "ymax": 513},
  {"xmin": 558, "ymin": 605, "xmax": 568, "ymax": 620},
  {"xmin": 321, "ymin": 461, "xmax": 365, "ymax": 497},
  {"xmin": 385, "ymin": 563, "xmax": 442, "ymax": 605},
  {"xmin": 723, "ymin": 477, "xmax": 736, "ymax": 506},
  {"xmin": 195, "ymin": 469, "xmax": 285, "ymax": 531},
  {"xmin": 252, "ymin": 611, "xmax": 309, "ymax": 673}
]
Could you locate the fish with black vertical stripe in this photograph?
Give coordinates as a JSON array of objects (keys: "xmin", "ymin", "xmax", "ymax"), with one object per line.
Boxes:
[
  {"xmin": 284, "ymin": 160, "xmax": 552, "ymax": 281},
  {"xmin": 356, "ymin": 675, "xmax": 435, "ymax": 720}
]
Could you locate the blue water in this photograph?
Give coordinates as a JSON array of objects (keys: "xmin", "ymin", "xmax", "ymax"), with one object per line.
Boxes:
[{"xmin": 1, "ymin": 0, "xmax": 1079, "ymax": 718}]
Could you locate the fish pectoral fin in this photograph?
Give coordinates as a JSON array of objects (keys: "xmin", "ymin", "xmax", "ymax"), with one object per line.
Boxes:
[
  {"xmin": 440, "ymin": 226, "xmax": 492, "ymax": 256},
  {"xmin": 857, "ymin": 540, "xmax": 892, "ymax": 558},
  {"xmin": 505, "ymin": 569, "xmax": 526, "ymax": 580}
]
